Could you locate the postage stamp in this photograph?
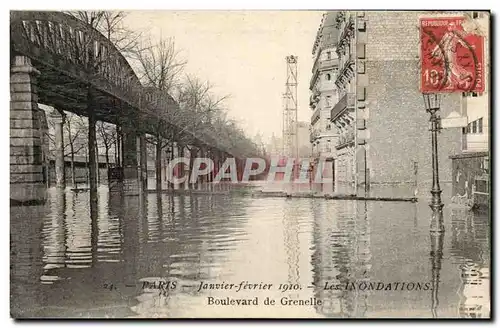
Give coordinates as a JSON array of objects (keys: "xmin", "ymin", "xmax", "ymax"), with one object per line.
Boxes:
[{"xmin": 420, "ymin": 16, "xmax": 485, "ymax": 93}]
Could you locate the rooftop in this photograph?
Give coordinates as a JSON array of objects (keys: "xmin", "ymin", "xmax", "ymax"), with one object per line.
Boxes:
[{"xmin": 312, "ymin": 11, "xmax": 340, "ymax": 55}]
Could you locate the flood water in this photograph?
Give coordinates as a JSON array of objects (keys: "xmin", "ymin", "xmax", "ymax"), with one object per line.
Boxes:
[{"xmin": 10, "ymin": 185, "xmax": 490, "ymax": 318}]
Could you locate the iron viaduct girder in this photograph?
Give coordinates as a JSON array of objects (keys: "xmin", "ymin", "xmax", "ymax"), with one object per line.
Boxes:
[{"xmin": 10, "ymin": 11, "xmax": 255, "ymax": 158}]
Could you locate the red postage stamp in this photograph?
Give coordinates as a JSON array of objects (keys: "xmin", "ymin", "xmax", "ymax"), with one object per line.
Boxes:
[{"xmin": 420, "ymin": 16, "xmax": 485, "ymax": 93}]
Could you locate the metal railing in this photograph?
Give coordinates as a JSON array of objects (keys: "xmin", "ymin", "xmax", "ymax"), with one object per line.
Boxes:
[
  {"xmin": 331, "ymin": 93, "xmax": 355, "ymax": 121},
  {"xmin": 336, "ymin": 129, "xmax": 355, "ymax": 149}
]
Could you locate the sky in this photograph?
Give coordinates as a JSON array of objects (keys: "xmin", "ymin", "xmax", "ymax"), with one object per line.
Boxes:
[{"xmin": 124, "ymin": 11, "xmax": 324, "ymax": 143}]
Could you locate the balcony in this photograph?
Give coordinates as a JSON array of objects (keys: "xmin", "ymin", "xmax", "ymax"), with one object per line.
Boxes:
[
  {"xmin": 309, "ymin": 91, "xmax": 320, "ymax": 109},
  {"xmin": 335, "ymin": 12, "xmax": 354, "ymax": 55},
  {"xmin": 312, "ymin": 57, "xmax": 338, "ymax": 76},
  {"xmin": 311, "ymin": 107, "xmax": 321, "ymax": 125},
  {"xmin": 335, "ymin": 52, "xmax": 354, "ymax": 89},
  {"xmin": 338, "ymin": 14, "xmax": 354, "ymax": 48},
  {"xmin": 331, "ymin": 93, "xmax": 355, "ymax": 122},
  {"xmin": 336, "ymin": 130, "xmax": 355, "ymax": 149},
  {"xmin": 310, "ymin": 129, "xmax": 320, "ymax": 143}
]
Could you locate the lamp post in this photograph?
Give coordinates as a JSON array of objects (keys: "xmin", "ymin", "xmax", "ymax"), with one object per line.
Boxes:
[
  {"xmin": 423, "ymin": 93, "xmax": 444, "ymax": 232},
  {"xmin": 165, "ymin": 146, "xmax": 173, "ymax": 189}
]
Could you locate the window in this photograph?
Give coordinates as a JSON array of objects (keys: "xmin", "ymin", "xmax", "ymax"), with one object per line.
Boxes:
[
  {"xmin": 325, "ymin": 73, "xmax": 331, "ymax": 81},
  {"xmin": 462, "ymin": 127, "xmax": 467, "ymax": 135},
  {"xmin": 326, "ymin": 124, "xmax": 332, "ymax": 130},
  {"xmin": 326, "ymin": 51, "xmax": 331, "ymax": 60},
  {"xmin": 463, "ymin": 92, "xmax": 480, "ymax": 97},
  {"xmin": 478, "ymin": 118, "xmax": 483, "ymax": 133},
  {"xmin": 467, "ymin": 123, "xmax": 472, "ymax": 133},
  {"xmin": 472, "ymin": 120, "xmax": 477, "ymax": 133},
  {"xmin": 326, "ymin": 96, "xmax": 332, "ymax": 107},
  {"xmin": 473, "ymin": 12, "xmax": 479, "ymax": 19}
]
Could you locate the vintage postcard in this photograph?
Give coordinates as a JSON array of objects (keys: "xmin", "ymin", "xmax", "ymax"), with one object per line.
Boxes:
[{"xmin": 10, "ymin": 9, "xmax": 491, "ymax": 319}]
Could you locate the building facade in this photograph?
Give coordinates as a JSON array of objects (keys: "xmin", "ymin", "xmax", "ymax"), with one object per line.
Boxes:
[
  {"xmin": 461, "ymin": 12, "xmax": 490, "ymax": 153},
  {"xmin": 318, "ymin": 11, "xmax": 477, "ymax": 198},
  {"xmin": 462, "ymin": 92, "xmax": 488, "ymax": 152},
  {"xmin": 309, "ymin": 12, "xmax": 340, "ymax": 193},
  {"xmin": 297, "ymin": 121, "xmax": 312, "ymax": 158},
  {"xmin": 449, "ymin": 12, "xmax": 490, "ymax": 207},
  {"xmin": 266, "ymin": 133, "xmax": 283, "ymax": 157}
]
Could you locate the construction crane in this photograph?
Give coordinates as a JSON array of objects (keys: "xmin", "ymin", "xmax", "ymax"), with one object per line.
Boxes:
[{"xmin": 282, "ymin": 55, "xmax": 298, "ymax": 158}]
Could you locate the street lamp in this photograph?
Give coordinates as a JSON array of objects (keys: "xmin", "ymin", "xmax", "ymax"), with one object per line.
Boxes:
[{"xmin": 423, "ymin": 93, "xmax": 444, "ymax": 232}]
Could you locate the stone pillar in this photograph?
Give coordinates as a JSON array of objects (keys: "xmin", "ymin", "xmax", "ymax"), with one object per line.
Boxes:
[
  {"xmin": 172, "ymin": 142, "xmax": 179, "ymax": 190},
  {"xmin": 220, "ymin": 151, "xmax": 227, "ymax": 189},
  {"xmin": 122, "ymin": 124, "xmax": 139, "ymax": 195},
  {"xmin": 115, "ymin": 125, "xmax": 122, "ymax": 167},
  {"xmin": 155, "ymin": 135, "xmax": 162, "ymax": 192},
  {"xmin": 10, "ymin": 56, "xmax": 46, "ymax": 205},
  {"xmin": 38, "ymin": 109, "xmax": 50, "ymax": 188},
  {"xmin": 139, "ymin": 134, "xmax": 148, "ymax": 194},
  {"xmin": 167, "ymin": 143, "xmax": 174, "ymax": 190},
  {"xmin": 199, "ymin": 146, "xmax": 206, "ymax": 190},
  {"xmin": 183, "ymin": 146, "xmax": 190, "ymax": 190},
  {"xmin": 212, "ymin": 149, "xmax": 217, "ymax": 182},
  {"xmin": 216, "ymin": 150, "xmax": 223, "ymax": 191},
  {"xmin": 178, "ymin": 145, "xmax": 186, "ymax": 190},
  {"xmin": 50, "ymin": 110, "xmax": 65, "ymax": 188},
  {"xmin": 189, "ymin": 147, "xmax": 198, "ymax": 190},
  {"xmin": 87, "ymin": 103, "xmax": 98, "ymax": 208},
  {"xmin": 207, "ymin": 148, "xmax": 214, "ymax": 191},
  {"xmin": 211, "ymin": 149, "xmax": 217, "ymax": 181}
]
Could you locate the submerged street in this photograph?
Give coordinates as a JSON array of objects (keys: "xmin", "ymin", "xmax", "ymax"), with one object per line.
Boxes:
[
  {"xmin": 9, "ymin": 10, "xmax": 491, "ymax": 320},
  {"xmin": 10, "ymin": 184, "xmax": 490, "ymax": 318}
]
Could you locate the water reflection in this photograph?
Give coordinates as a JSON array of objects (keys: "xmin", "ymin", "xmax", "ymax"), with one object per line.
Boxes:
[
  {"xmin": 354, "ymin": 201, "xmax": 371, "ymax": 317},
  {"xmin": 10, "ymin": 188, "xmax": 490, "ymax": 318},
  {"xmin": 11, "ymin": 203, "xmax": 47, "ymax": 317},
  {"xmin": 429, "ymin": 232, "xmax": 444, "ymax": 318},
  {"xmin": 283, "ymin": 201, "xmax": 300, "ymax": 285},
  {"xmin": 41, "ymin": 188, "xmax": 67, "ymax": 282},
  {"xmin": 450, "ymin": 208, "xmax": 490, "ymax": 318},
  {"xmin": 310, "ymin": 200, "xmax": 372, "ymax": 318}
]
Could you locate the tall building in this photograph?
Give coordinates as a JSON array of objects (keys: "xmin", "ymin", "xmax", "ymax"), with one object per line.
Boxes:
[
  {"xmin": 323, "ymin": 11, "xmax": 471, "ymax": 197},
  {"xmin": 460, "ymin": 13, "xmax": 490, "ymax": 153},
  {"xmin": 297, "ymin": 121, "xmax": 312, "ymax": 158},
  {"xmin": 266, "ymin": 133, "xmax": 283, "ymax": 157},
  {"xmin": 462, "ymin": 92, "xmax": 488, "ymax": 152},
  {"xmin": 447, "ymin": 12, "xmax": 490, "ymax": 207},
  {"xmin": 266, "ymin": 123, "xmax": 310, "ymax": 158},
  {"xmin": 309, "ymin": 12, "xmax": 340, "ymax": 192}
]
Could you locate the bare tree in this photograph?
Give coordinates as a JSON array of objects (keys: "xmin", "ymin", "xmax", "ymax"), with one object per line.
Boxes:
[
  {"xmin": 96, "ymin": 121, "xmax": 116, "ymax": 169},
  {"xmin": 133, "ymin": 36, "xmax": 186, "ymax": 92},
  {"xmin": 66, "ymin": 114, "xmax": 89, "ymax": 187},
  {"xmin": 132, "ymin": 36, "xmax": 187, "ymax": 190},
  {"xmin": 173, "ymin": 75, "xmax": 230, "ymax": 148},
  {"xmin": 67, "ymin": 11, "xmax": 142, "ymax": 58},
  {"xmin": 46, "ymin": 112, "xmax": 88, "ymax": 187}
]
